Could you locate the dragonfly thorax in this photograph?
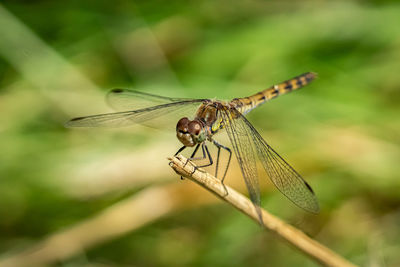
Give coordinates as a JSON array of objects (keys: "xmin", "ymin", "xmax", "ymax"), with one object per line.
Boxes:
[{"xmin": 176, "ymin": 117, "xmax": 207, "ymax": 147}]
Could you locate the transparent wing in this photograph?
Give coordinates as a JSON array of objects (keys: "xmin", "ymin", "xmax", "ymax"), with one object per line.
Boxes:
[
  {"xmin": 106, "ymin": 88, "xmax": 192, "ymax": 111},
  {"xmin": 224, "ymin": 107, "xmax": 319, "ymax": 213},
  {"xmin": 219, "ymin": 106, "xmax": 262, "ymax": 221},
  {"xmin": 65, "ymin": 100, "xmax": 204, "ymax": 129}
]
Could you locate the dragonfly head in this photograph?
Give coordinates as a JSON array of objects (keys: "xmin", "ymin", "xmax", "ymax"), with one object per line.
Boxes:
[{"xmin": 176, "ymin": 117, "xmax": 207, "ymax": 147}]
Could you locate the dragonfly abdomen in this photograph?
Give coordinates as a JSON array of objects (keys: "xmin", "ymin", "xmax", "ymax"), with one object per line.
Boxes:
[{"xmin": 231, "ymin": 72, "xmax": 316, "ymax": 114}]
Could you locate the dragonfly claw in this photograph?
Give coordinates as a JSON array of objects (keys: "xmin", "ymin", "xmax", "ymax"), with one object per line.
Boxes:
[
  {"xmin": 183, "ymin": 158, "xmax": 192, "ymax": 168},
  {"xmin": 221, "ymin": 183, "xmax": 228, "ymax": 197},
  {"xmin": 190, "ymin": 166, "xmax": 197, "ymax": 175}
]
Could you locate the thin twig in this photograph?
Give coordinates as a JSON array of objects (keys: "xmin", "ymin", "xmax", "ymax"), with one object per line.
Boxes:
[{"xmin": 169, "ymin": 155, "xmax": 358, "ymax": 267}]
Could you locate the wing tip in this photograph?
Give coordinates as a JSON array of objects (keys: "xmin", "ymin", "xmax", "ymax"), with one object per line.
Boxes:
[
  {"xmin": 298, "ymin": 181, "xmax": 320, "ymax": 214},
  {"xmin": 306, "ymin": 203, "xmax": 320, "ymax": 214}
]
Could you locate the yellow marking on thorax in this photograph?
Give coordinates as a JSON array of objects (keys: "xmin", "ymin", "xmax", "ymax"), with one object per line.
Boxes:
[{"xmin": 211, "ymin": 117, "xmax": 223, "ymax": 133}]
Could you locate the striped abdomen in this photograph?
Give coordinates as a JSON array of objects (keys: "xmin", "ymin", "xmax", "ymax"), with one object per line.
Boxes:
[{"xmin": 230, "ymin": 72, "xmax": 316, "ymax": 114}]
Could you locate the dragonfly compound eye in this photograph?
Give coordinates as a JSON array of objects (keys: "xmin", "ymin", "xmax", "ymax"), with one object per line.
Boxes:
[
  {"xmin": 188, "ymin": 121, "xmax": 202, "ymax": 136},
  {"xmin": 176, "ymin": 117, "xmax": 190, "ymax": 133},
  {"xmin": 176, "ymin": 117, "xmax": 196, "ymax": 147}
]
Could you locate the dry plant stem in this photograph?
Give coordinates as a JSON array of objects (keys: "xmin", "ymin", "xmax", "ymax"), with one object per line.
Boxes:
[{"xmin": 169, "ymin": 155, "xmax": 358, "ymax": 267}]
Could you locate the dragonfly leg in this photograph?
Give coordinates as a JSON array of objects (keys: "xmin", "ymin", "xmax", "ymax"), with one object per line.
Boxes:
[
  {"xmin": 212, "ymin": 140, "xmax": 232, "ymax": 196},
  {"xmin": 175, "ymin": 145, "xmax": 198, "ymax": 180},
  {"xmin": 176, "ymin": 144, "xmax": 207, "ymax": 179},
  {"xmin": 184, "ymin": 144, "xmax": 201, "ymax": 168},
  {"xmin": 190, "ymin": 143, "xmax": 213, "ymax": 175},
  {"xmin": 175, "ymin": 145, "xmax": 186, "ymax": 156},
  {"xmin": 187, "ymin": 143, "xmax": 206, "ymax": 161},
  {"xmin": 215, "ymin": 144, "xmax": 221, "ymax": 178},
  {"xmin": 175, "ymin": 143, "xmax": 213, "ymax": 177},
  {"xmin": 175, "ymin": 145, "xmax": 189, "ymax": 180},
  {"xmin": 184, "ymin": 144, "xmax": 202, "ymax": 180},
  {"xmin": 176, "ymin": 143, "xmax": 208, "ymax": 168}
]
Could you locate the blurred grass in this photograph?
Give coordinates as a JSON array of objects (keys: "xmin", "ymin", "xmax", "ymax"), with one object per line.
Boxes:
[{"xmin": 1, "ymin": 0, "xmax": 400, "ymax": 266}]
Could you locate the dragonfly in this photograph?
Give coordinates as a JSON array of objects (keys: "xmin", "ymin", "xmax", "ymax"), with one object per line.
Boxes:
[{"xmin": 66, "ymin": 72, "xmax": 319, "ymax": 222}]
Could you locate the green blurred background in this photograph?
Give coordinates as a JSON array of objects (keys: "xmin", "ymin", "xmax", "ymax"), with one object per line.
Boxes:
[{"xmin": 1, "ymin": 1, "xmax": 400, "ymax": 266}]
